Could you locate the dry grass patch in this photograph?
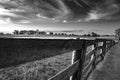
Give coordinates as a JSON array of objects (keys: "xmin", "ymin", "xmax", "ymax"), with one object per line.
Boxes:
[{"xmin": 0, "ymin": 52, "xmax": 72, "ymax": 80}]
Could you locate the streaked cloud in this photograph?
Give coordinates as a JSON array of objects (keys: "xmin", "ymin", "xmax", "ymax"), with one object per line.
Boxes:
[
  {"xmin": 0, "ymin": 19, "xmax": 8, "ymax": 24},
  {"xmin": 0, "ymin": 0, "xmax": 120, "ymax": 24}
]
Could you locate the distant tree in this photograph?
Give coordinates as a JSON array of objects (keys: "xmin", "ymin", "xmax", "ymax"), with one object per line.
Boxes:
[
  {"xmin": 0, "ymin": 32, "xmax": 4, "ymax": 35},
  {"xmin": 49, "ymin": 32, "xmax": 53, "ymax": 35},
  {"xmin": 91, "ymin": 32, "xmax": 99, "ymax": 37},
  {"xmin": 71, "ymin": 34, "xmax": 75, "ymax": 36},
  {"xmin": 58, "ymin": 33, "xmax": 61, "ymax": 36},
  {"xmin": 19, "ymin": 30, "xmax": 27, "ymax": 35},
  {"xmin": 54, "ymin": 33, "xmax": 58, "ymax": 35},
  {"xmin": 105, "ymin": 35, "xmax": 109, "ymax": 37},
  {"xmin": 28, "ymin": 30, "xmax": 36, "ymax": 35},
  {"xmin": 83, "ymin": 34, "xmax": 87, "ymax": 37},
  {"xmin": 39, "ymin": 31, "xmax": 46, "ymax": 35},
  {"xmin": 69, "ymin": 34, "xmax": 72, "ymax": 36},
  {"xmin": 115, "ymin": 28, "xmax": 120, "ymax": 40},
  {"xmin": 61, "ymin": 33, "xmax": 65, "ymax": 36},
  {"xmin": 86, "ymin": 33, "xmax": 91, "ymax": 37},
  {"xmin": 13, "ymin": 30, "xmax": 19, "ymax": 35},
  {"xmin": 36, "ymin": 29, "xmax": 39, "ymax": 35},
  {"xmin": 64, "ymin": 33, "xmax": 67, "ymax": 36}
]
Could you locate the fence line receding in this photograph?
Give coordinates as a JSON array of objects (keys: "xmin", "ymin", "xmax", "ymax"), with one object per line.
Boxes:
[{"xmin": 48, "ymin": 38, "xmax": 116, "ymax": 80}]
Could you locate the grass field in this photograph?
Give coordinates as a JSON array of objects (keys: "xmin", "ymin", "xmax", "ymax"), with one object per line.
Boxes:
[
  {"xmin": 0, "ymin": 51, "xmax": 72, "ymax": 80},
  {"xmin": 0, "ymin": 38, "xmax": 79, "ymax": 68},
  {"xmin": 0, "ymin": 38, "xmax": 76, "ymax": 80},
  {"xmin": 0, "ymin": 38, "xmax": 96, "ymax": 80},
  {"xmin": 0, "ymin": 47, "xmax": 93, "ymax": 80}
]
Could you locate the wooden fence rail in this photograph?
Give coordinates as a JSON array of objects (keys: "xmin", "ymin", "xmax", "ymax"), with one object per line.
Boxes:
[{"xmin": 48, "ymin": 38, "xmax": 116, "ymax": 80}]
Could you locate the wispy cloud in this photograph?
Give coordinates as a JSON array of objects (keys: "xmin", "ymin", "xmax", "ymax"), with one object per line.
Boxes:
[
  {"xmin": 0, "ymin": 0, "xmax": 120, "ymax": 24},
  {"xmin": 0, "ymin": 19, "xmax": 8, "ymax": 24},
  {"xmin": 85, "ymin": 0, "xmax": 120, "ymax": 21}
]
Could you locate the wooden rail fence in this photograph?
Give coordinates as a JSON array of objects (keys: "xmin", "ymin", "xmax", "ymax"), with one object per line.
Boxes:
[{"xmin": 48, "ymin": 38, "xmax": 116, "ymax": 80}]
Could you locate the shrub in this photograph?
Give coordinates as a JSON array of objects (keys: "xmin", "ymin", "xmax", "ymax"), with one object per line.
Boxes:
[{"xmin": 115, "ymin": 28, "xmax": 120, "ymax": 40}]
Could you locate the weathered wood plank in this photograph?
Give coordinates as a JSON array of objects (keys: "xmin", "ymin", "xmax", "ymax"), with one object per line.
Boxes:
[
  {"xmin": 97, "ymin": 46, "xmax": 103, "ymax": 50},
  {"xmin": 101, "ymin": 41, "xmax": 106, "ymax": 60},
  {"xmin": 85, "ymin": 49, "xmax": 96, "ymax": 60},
  {"xmin": 82, "ymin": 65, "xmax": 93, "ymax": 80},
  {"xmin": 92, "ymin": 40, "xmax": 98, "ymax": 69},
  {"xmin": 71, "ymin": 40, "xmax": 87, "ymax": 80},
  {"xmin": 83, "ymin": 57, "xmax": 95, "ymax": 75},
  {"xmin": 48, "ymin": 39, "xmax": 115, "ymax": 80},
  {"xmin": 48, "ymin": 60, "xmax": 80, "ymax": 80},
  {"xmin": 96, "ymin": 54, "xmax": 103, "ymax": 65},
  {"xmin": 70, "ymin": 50, "xmax": 82, "ymax": 80}
]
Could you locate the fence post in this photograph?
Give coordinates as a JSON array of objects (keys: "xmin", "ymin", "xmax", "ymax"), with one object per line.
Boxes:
[
  {"xmin": 101, "ymin": 41, "xmax": 106, "ymax": 60},
  {"xmin": 109, "ymin": 40, "xmax": 112, "ymax": 48},
  {"xmin": 92, "ymin": 40, "xmax": 98, "ymax": 69},
  {"xmin": 70, "ymin": 40, "xmax": 87, "ymax": 80},
  {"xmin": 108, "ymin": 40, "xmax": 113, "ymax": 50},
  {"xmin": 106, "ymin": 41, "xmax": 110, "ymax": 52},
  {"xmin": 111, "ymin": 40, "xmax": 115, "ymax": 46}
]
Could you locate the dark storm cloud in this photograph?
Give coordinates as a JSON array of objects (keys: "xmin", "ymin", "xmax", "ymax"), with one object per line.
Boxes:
[{"xmin": 0, "ymin": 0, "xmax": 120, "ymax": 23}]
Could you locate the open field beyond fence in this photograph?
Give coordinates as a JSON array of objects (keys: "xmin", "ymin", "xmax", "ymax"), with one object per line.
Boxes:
[
  {"xmin": 0, "ymin": 38, "xmax": 79, "ymax": 68},
  {"xmin": 0, "ymin": 37, "xmax": 114, "ymax": 80},
  {"xmin": 0, "ymin": 51, "xmax": 73, "ymax": 80},
  {"xmin": 0, "ymin": 38, "xmax": 85, "ymax": 80}
]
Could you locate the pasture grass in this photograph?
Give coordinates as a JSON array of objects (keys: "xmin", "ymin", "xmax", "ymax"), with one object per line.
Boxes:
[
  {"xmin": 0, "ymin": 45, "xmax": 93, "ymax": 80},
  {"xmin": 0, "ymin": 51, "xmax": 72, "ymax": 80},
  {"xmin": 0, "ymin": 38, "xmax": 94, "ymax": 80}
]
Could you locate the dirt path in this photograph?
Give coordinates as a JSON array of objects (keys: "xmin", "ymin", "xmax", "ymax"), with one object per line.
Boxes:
[{"xmin": 88, "ymin": 42, "xmax": 120, "ymax": 80}]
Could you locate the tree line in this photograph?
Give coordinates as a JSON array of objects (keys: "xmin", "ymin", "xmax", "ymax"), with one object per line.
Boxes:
[
  {"xmin": 13, "ymin": 29, "xmax": 77, "ymax": 36},
  {"xmin": 0, "ymin": 29, "xmax": 116, "ymax": 37},
  {"xmin": 12, "ymin": 29, "xmax": 102, "ymax": 37}
]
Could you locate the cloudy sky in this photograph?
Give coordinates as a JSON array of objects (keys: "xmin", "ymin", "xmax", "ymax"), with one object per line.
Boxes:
[{"xmin": 0, "ymin": 0, "xmax": 120, "ymax": 35}]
